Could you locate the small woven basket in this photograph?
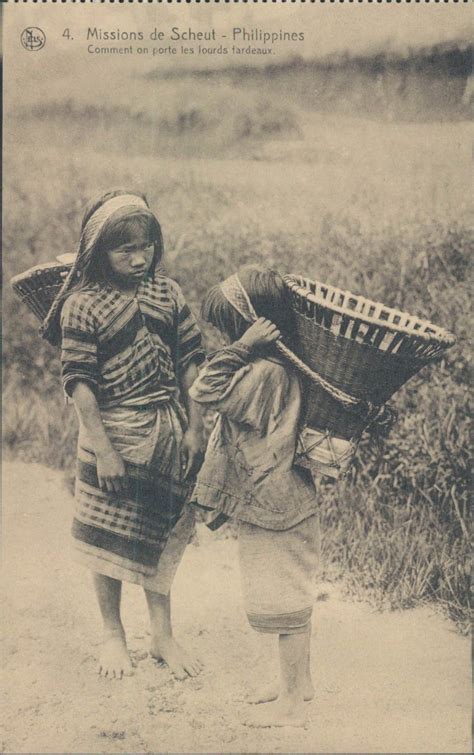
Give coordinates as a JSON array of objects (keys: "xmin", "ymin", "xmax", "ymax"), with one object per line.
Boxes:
[
  {"xmin": 10, "ymin": 258, "xmax": 74, "ymax": 323},
  {"xmin": 283, "ymin": 274, "xmax": 456, "ymax": 441}
]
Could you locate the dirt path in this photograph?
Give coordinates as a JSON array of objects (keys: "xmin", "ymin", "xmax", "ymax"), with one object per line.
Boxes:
[{"xmin": 1, "ymin": 462, "xmax": 470, "ymax": 754}]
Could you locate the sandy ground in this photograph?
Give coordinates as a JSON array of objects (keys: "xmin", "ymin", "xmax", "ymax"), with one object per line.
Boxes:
[{"xmin": 1, "ymin": 461, "xmax": 471, "ymax": 754}]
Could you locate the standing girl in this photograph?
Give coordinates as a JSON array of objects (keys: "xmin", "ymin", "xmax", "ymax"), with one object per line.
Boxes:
[
  {"xmin": 190, "ymin": 265, "xmax": 320, "ymax": 728},
  {"xmin": 41, "ymin": 189, "xmax": 205, "ymax": 680}
]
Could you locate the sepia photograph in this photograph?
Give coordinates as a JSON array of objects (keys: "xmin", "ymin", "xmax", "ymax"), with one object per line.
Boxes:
[{"xmin": 2, "ymin": 1, "xmax": 472, "ymax": 753}]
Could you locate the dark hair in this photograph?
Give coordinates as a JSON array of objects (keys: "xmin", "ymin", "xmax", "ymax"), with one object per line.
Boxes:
[
  {"xmin": 69, "ymin": 189, "xmax": 164, "ymax": 294},
  {"xmin": 202, "ymin": 265, "xmax": 296, "ymax": 343}
]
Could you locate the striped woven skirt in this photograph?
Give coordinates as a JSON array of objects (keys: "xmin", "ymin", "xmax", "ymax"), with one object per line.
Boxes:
[{"xmin": 72, "ymin": 401, "xmax": 194, "ymax": 589}]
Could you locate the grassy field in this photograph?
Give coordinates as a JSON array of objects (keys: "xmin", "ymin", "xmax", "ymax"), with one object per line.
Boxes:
[{"xmin": 3, "ymin": 73, "xmax": 472, "ymax": 628}]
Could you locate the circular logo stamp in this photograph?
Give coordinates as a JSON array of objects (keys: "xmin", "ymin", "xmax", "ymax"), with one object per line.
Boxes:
[{"xmin": 21, "ymin": 28, "xmax": 46, "ymax": 52}]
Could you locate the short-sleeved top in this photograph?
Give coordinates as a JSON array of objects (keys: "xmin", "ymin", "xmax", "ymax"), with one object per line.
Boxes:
[{"xmin": 61, "ymin": 272, "xmax": 205, "ymax": 409}]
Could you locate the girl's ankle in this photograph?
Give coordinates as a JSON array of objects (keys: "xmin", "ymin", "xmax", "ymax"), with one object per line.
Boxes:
[
  {"xmin": 102, "ymin": 625, "xmax": 126, "ymax": 640},
  {"xmin": 279, "ymin": 688, "xmax": 305, "ymax": 705}
]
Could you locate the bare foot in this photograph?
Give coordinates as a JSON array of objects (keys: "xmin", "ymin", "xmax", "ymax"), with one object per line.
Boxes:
[
  {"xmin": 97, "ymin": 630, "xmax": 133, "ymax": 679},
  {"xmin": 150, "ymin": 637, "xmax": 202, "ymax": 680},
  {"xmin": 243, "ymin": 697, "xmax": 307, "ymax": 728},
  {"xmin": 247, "ymin": 680, "xmax": 314, "ymax": 704}
]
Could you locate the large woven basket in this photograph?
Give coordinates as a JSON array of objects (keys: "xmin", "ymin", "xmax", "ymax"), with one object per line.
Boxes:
[
  {"xmin": 11, "ymin": 261, "xmax": 456, "ymax": 440},
  {"xmin": 283, "ymin": 274, "xmax": 456, "ymax": 441},
  {"xmin": 10, "ymin": 257, "xmax": 75, "ymax": 323}
]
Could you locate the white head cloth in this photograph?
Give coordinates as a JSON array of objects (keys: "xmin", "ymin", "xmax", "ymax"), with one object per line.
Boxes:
[
  {"xmin": 80, "ymin": 193, "xmax": 149, "ymax": 256},
  {"xmin": 40, "ymin": 193, "xmax": 149, "ymax": 344}
]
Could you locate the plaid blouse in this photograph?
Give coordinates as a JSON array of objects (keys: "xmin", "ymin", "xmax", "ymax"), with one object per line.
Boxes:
[{"xmin": 61, "ymin": 272, "xmax": 205, "ymax": 409}]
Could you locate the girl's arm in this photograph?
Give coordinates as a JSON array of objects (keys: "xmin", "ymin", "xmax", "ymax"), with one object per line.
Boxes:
[
  {"xmin": 178, "ymin": 362, "xmax": 205, "ymax": 479},
  {"xmin": 71, "ymin": 381, "xmax": 127, "ymax": 494},
  {"xmin": 189, "ymin": 318, "xmax": 281, "ymax": 429},
  {"xmin": 170, "ymin": 279, "xmax": 207, "ymax": 478},
  {"xmin": 61, "ymin": 295, "xmax": 125, "ymax": 492}
]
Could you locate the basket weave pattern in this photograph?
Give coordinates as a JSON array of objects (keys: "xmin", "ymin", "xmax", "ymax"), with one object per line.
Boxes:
[
  {"xmin": 284, "ymin": 274, "xmax": 455, "ymax": 440},
  {"xmin": 10, "ymin": 263, "xmax": 455, "ymax": 445},
  {"xmin": 11, "ymin": 262, "xmax": 71, "ymax": 323}
]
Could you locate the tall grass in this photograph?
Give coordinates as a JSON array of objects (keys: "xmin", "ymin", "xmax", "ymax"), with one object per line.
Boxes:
[
  {"xmin": 319, "ymin": 366, "xmax": 470, "ymax": 626},
  {"xmin": 3, "ymin": 85, "xmax": 472, "ymax": 629}
]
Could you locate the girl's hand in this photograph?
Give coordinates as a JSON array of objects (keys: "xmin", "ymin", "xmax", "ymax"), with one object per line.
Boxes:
[
  {"xmin": 181, "ymin": 428, "xmax": 204, "ymax": 480},
  {"xmin": 239, "ymin": 318, "xmax": 281, "ymax": 350},
  {"xmin": 96, "ymin": 447, "xmax": 127, "ymax": 493}
]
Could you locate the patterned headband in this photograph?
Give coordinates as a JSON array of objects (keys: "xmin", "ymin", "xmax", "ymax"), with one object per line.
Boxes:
[
  {"xmin": 220, "ymin": 273, "xmax": 258, "ymax": 324},
  {"xmin": 219, "ymin": 272, "xmax": 363, "ymax": 411}
]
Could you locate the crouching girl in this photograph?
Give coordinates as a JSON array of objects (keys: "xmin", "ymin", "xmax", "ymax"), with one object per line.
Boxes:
[
  {"xmin": 41, "ymin": 190, "xmax": 205, "ymax": 680},
  {"xmin": 189, "ymin": 265, "xmax": 320, "ymax": 728}
]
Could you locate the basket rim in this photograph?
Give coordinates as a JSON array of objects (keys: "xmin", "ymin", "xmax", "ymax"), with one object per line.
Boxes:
[
  {"xmin": 284, "ymin": 273, "xmax": 456, "ymax": 346},
  {"xmin": 10, "ymin": 259, "xmax": 72, "ymax": 286}
]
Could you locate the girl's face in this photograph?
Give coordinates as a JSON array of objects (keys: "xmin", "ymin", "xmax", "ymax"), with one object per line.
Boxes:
[{"xmin": 105, "ymin": 226, "xmax": 155, "ymax": 290}]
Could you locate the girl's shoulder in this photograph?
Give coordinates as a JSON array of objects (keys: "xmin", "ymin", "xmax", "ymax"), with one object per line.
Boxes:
[
  {"xmin": 249, "ymin": 355, "xmax": 295, "ymax": 389},
  {"xmin": 238, "ymin": 357, "xmax": 299, "ymax": 425},
  {"xmin": 61, "ymin": 287, "xmax": 102, "ymax": 323},
  {"xmin": 153, "ymin": 270, "xmax": 181, "ymax": 293},
  {"xmin": 149, "ymin": 270, "xmax": 188, "ymax": 306}
]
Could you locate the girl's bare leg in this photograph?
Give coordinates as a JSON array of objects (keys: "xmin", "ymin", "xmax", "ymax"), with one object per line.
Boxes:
[
  {"xmin": 145, "ymin": 589, "xmax": 202, "ymax": 680},
  {"xmin": 247, "ymin": 621, "xmax": 314, "ymax": 704},
  {"xmin": 93, "ymin": 573, "xmax": 133, "ymax": 679},
  {"xmin": 244, "ymin": 631, "xmax": 309, "ymax": 727}
]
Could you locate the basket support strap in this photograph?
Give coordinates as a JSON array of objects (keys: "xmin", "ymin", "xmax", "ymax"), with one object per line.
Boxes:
[
  {"xmin": 275, "ymin": 341, "xmax": 365, "ymax": 410},
  {"xmin": 220, "ymin": 273, "xmax": 369, "ymax": 412}
]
